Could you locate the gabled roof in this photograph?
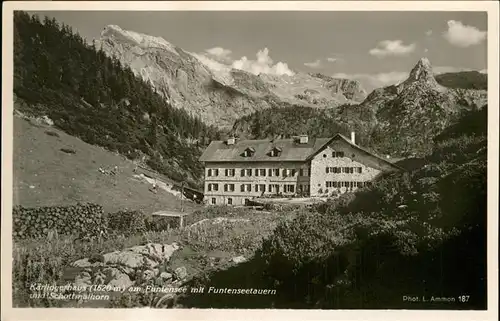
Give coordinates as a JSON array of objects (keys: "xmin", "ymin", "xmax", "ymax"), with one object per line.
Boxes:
[
  {"xmin": 199, "ymin": 137, "xmax": 331, "ymax": 162},
  {"xmin": 198, "ymin": 134, "xmax": 403, "ymax": 171},
  {"xmin": 307, "ymin": 134, "xmax": 403, "ymax": 171}
]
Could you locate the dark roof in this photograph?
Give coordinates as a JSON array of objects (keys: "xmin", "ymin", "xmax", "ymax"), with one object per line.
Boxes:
[
  {"xmin": 199, "ymin": 137, "xmax": 330, "ymax": 162},
  {"xmin": 199, "ymin": 134, "xmax": 403, "ymax": 170}
]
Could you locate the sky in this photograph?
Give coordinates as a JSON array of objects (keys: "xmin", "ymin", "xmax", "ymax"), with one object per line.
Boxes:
[{"xmin": 31, "ymin": 10, "xmax": 488, "ymax": 91}]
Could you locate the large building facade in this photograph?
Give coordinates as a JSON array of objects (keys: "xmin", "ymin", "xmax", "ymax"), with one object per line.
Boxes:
[{"xmin": 199, "ymin": 133, "xmax": 401, "ymax": 206}]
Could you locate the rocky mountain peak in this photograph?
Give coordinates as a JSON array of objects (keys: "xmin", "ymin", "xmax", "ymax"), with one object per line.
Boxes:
[
  {"xmin": 408, "ymin": 57, "xmax": 433, "ymax": 80},
  {"xmin": 399, "ymin": 57, "xmax": 444, "ymax": 92},
  {"xmin": 99, "ymin": 24, "xmax": 179, "ymax": 55}
]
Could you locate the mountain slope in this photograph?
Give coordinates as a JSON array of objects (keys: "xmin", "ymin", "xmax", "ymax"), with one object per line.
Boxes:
[
  {"xmin": 232, "ymin": 58, "xmax": 487, "ymax": 158},
  {"xmin": 97, "ymin": 25, "xmax": 367, "ymax": 128},
  {"xmin": 435, "ymin": 70, "xmax": 487, "ymax": 90},
  {"xmin": 334, "ymin": 58, "xmax": 487, "ymax": 156},
  {"xmin": 13, "ymin": 12, "xmax": 220, "ymax": 188}
]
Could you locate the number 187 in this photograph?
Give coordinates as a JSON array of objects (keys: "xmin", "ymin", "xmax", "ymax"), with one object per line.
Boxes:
[{"xmin": 458, "ymin": 295, "xmax": 470, "ymax": 302}]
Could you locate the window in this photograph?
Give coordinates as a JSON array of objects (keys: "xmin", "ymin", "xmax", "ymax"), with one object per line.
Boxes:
[
  {"xmin": 273, "ymin": 169, "xmax": 280, "ymax": 176},
  {"xmin": 242, "ymin": 147, "xmax": 255, "ymax": 158},
  {"xmin": 254, "ymin": 184, "xmax": 264, "ymax": 192},
  {"xmin": 299, "ymin": 169, "xmax": 304, "ymax": 176},
  {"xmin": 260, "ymin": 169, "xmax": 266, "ymax": 176},
  {"xmin": 283, "ymin": 169, "xmax": 288, "ymax": 177},
  {"xmin": 269, "ymin": 184, "xmax": 280, "ymax": 193},
  {"xmin": 269, "ymin": 147, "xmax": 282, "ymax": 157},
  {"xmin": 207, "ymin": 183, "xmax": 218, "ymax": 192},
  {"xmin": 225, "ymin": 169, "xmax": 235, "ymax": 177},
  {"xmin": 246, "ymin": 169, "xmax": 252, "ymax": 176},
  {"xmin": 333, "ymin": 151, "xmax": 345, "ymax": 158},
  {"xmin": 291, "ymin": 169, "xmax": 296, "ymax": 176},
  {"xmin": 211, "ymin": 198, "xmax": 216, "ymax": 205},
  {"xmin": 240, "ymin": 184, "xmax": 245, "ymax": 192},
  {"xmin": 284, "ymin": 184, "xmax": 295, "ymax": 193},
  {"xmin": 208, "ymin": 168, "xmax": 220, "ymax": 177},
  {"xmin": 323, "ymin": 154, "xmax": 327, "ymax": 158},
  {"xmin": 357, "ymin": 182, "xmax": 363, "ymax": 188},
  {"xmin": 357, "ymin": 167, "xmax": 362, "ymax": 174},
  {"xmin": 268, "ymin": 169, "xmax": 273, "ymax": 176},
  {"xmin": 241, "ymin": 169, "xmax": 246, "ymax": 177},
  {"xmin": 255, "ymin": 169, "xmax": 259, "ymax": 176},
  {"xmin": 245, "ymin": 184, "xmax": 251, "ymax": 192},
  {"xmin": 227, "ymin": 198, "xmax": 233, "ymax": 205},
  {"xmin": 224, "ymin": 184, "xmax": 235, "ymax": 192},
  {"xmin": 326, "ymin": 167, "xmax": 329, "ymax": 174}
]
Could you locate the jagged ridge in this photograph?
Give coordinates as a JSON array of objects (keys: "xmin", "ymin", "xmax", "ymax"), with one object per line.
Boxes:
[{"xmin": 96, "ymin": 25, "xmax": 367, "ymax": 128}]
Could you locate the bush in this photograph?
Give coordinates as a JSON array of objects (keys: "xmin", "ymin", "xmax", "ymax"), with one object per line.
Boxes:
[
  {"xmin": 106, "ymin": 210, "xmax": 147, "ymax": 234},
  {"xmin": 145, "ymin": 215, "xmax": 180, "ymax": 231},
  {"xmin": 13, "ymin": 203, "xmax": 106, "ymax": 240}
]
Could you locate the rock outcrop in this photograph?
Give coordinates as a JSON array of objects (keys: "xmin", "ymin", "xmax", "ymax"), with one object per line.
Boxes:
[
  {"xmin": 335, "ymin": 58, "xmax": 487, "ymax": 156},
  {"xmin": 68, "ymin": 242, "xmax": 184, "ymax": 294}
]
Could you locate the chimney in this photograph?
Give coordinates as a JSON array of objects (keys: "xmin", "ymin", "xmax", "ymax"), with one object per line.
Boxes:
[
  {"xmin": 350, "ymin": 131, "xmax": 356, "ymax": 145},
  {"xmin": 227, "ymin": 137, "xmax": 236, "ymax": 145},
  {"xmin": 299, "ymin": 135, "xmax": 309, "ymax": 144}
]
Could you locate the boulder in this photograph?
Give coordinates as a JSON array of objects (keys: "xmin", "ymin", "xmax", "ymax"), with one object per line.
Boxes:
[
  {"xmin": 174, "ymin": 266, "xmax": 187, "ymax": 280},
  {"xmin": 160, "ymin": 272, "xmax": 173, "ymax": 281},
  {"xmin": 142, "ymin": 268, "xmax": 159, "ymax": 281},
  {"xmin": 102, "ymin": 251, "xmax": 155, "ymax": 269},
  {"xmin": 232, "ymin": 256, "xmax": 247, "ymax": 264},
  {"xmin": 72, "ymin": 258, "xmax": 92, "ymax": 268},
  {"xmin": 108, "ymin": 273, "xmax": 134, "ymax": 289},
  {"xmin": 74, "ymin": 272, "xmax": 92, "ymax": 287}
]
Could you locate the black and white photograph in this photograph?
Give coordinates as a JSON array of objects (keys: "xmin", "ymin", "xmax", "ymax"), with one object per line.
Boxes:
[{"xmin": 1, "ymin": 1, "xmax": 498, "ymax": 320}]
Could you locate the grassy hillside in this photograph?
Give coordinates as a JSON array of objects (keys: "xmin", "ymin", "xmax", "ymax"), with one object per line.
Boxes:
[
  {"xmin": 13, "ymin": 113, "xmax": 201, "ymax": 214},
  {"xmin": 14, "ymin": 11, "xmax": 221, "ymax": 188},
  {"xmin": 435, "ymin": 71, "xmax": 487, "ymax": 90}
]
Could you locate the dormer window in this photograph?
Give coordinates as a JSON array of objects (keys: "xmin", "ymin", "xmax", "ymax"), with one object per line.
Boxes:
[
  {"xmin": 242, "ymin": 147, "xmax": 255, "ymax": 158},
  {"xmin": 269, "ymin": 147, "xmax": 282, "ymax": 157}
]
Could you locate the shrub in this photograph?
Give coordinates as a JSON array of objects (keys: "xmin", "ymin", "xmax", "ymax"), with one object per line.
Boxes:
[
  {"xmin": 145, "ymin": 215, "xmax": 180, "ymax": 231},
  {"xmin": 106, "ymin": 210, "xmax": 147, "ymax": 234}
]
